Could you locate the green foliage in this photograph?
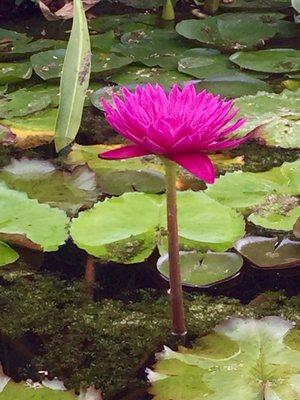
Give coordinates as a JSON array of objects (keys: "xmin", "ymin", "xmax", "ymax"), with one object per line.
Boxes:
[
  {"xmin": 70, "ymin": 191, "xmax": 245, "ymax": 262},
  {"xmin": 0, "ymin": 241, "xmax": 19, "ymax": 266},
  {"xmin": 0, "ymin": 276, "xmax": 299, "ymax": 398},
  {"xmin": 55, "ymin": 0, "xmax": 91, "ymax": 152},
  {"xmin": 0, "ymin": 62, "xmax": 32, "ymax": 85},
  {"xmin": 149, "ymin": 317, "xmax": 300, "ymax": 399}
]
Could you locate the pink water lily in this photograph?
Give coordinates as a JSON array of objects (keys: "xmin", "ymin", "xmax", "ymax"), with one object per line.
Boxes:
[{"xmin": 99, "ymin": 83, "xmax": 253, "ymax": 183}]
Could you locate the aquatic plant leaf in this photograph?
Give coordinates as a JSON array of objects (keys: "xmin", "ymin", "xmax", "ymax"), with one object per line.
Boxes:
[
  {"xmin": 176, "ymin": 13, "xmax": 279, "ymax": 51},
  {"xmin": 149, "ymin": 317, "xmax": 300, "ymax": 399},
  {"xmin": 157, "ymin": 251, "xmax": 243, "ymax": 287},
  {"xmin": 206, "ymin": 160, "xmax": 300, "ymax": 210},
  {"xmin": 55, "ymin": 0, "xmax": 91, "ymax": 152},
  {"xmin": 90, "ymin": 31, "xmax": 118, "ymax": 52},
  {"xmin": 31, "ymin": 49, "xmax": 65, "ymax": 80},
  {"xmin": 292, "ymin": 0, "xmax": 300, "ymax": 13},
  {"xmin": 0, "ymin": 182, "xmax": 69, "ymax": 251},
  {"xmin": 110, "ymin": 65, "xmax": 189, "ymax": 87},
  {"xmin": 89, "ymin": 13, "xmax": 157, "ymax": 33},
  {"xmin": 0, "ymin": 242, "xmax": 19, "ymax": 267},
  {"xmin": 0, "ymin": 158, "xmax": 98, "ymax": 215},
  {"xmin": 235, "ymin": 236, "xmax": 300, "ymax": 269},
  {"xmin": 248, "ymin": 205, "xmax": 300, "ymax": 231},
  {"xmin": 0, "ymin": 61, "xmax": 32, "ymax": 84},
  {"xmin": 0, "ymin": 108, "xmax": 57, "ymax": 149},
  {"xmin": 235, "ymin": 90, "xmax": 300, "ymax": 148},
  {"xmin": 118, "ymin": 0, "xmax": 178, "ymax": 8},
  {"xmin": 230, "ymin": 49, "xmax": 300, "ymax": 73},
  {"xmin": 71, "ymin": 191, "xmax": 245, "ymax": 262},
  {"xmin": 219, "ymin": 0, "xmax": 291, "ymax": 10},
  {"xmin": 0, "ymin": 85, "xmax": 59, "ymax": 118},
  {"xmin": 91, "ymin": 51, "xmax": 132, "ymax": 75}
]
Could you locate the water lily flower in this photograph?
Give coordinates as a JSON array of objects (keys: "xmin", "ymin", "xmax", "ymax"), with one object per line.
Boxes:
[{"xmin": 99, "ymin": 83, "xmax": 253, "ymax": 184}]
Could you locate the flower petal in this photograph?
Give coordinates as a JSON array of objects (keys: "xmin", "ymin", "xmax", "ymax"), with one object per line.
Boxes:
[
  {"xmin": 169, "ymin": 152, "xmax": 216, "ymax": 183},
  {"xmin": 99, "ymin": 145, "xmax": 152, "ymax": 160}
]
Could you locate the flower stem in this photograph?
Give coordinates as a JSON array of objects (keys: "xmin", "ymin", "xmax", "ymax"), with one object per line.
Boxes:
[
  {"xmin": 163, "ymin": 159, "xmax": 187, "ymax": 337},
  {"xmin": 85, "ymin": 254, "xmax": 95, "ymax": 298}
]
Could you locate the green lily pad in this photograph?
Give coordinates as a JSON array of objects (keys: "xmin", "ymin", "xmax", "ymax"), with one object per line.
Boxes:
[
  {"xmin": 89, "ymin": 13, "xmax": 157, "ymax": 34},
  {"xmin": 0, "ymin": 61, "xmax": 32, "ymax": 84},
  {"xmin": 0, "ymin": 108, "xmax": 57, "ymax": 149},
  {"xmin": 118, "ymin": 0, "xmax": 178, "ymax": 8},
  {"xmin": 0, "ymin": 182, "xmax": 69, "ymax": 251},
  {"xmin": 110, "ymin": 65, "xmax": 189, "ymax": 86},
  {"xmin": 0, "ymin": 242, "xmax": 19, "ymax": 267},
  {"xmin": 70, "ymin": 191, "xmax": 245, "ymax": 263},
  {"xmin": 115, "ymin": 29, "xmax": 192, "ymax": 68},
  {"xmin": 90, "ymin": 30, "xmax": 118, "ymax": 52},
  {"xmin": 0, "ymin": 85, "xmax": 59, "ymax": 119},
  {"xmin": 149, "ymin": 316, "xmax": 300, "ymax": 399},
  {"xmin": 235, "ymin": 236, "xmax": 300, "ymax": 269},
  {"xmin": 157, "ymin": 251, "xmax": 243, "ymax": 287},
  {"xmin": 176, "ymin": 13, "xmax": 279, "ymax": 51},
  {"xmin": 0, "ymin": 158, "xmax": 98, "ymax": 215},
  {"xmin": 206, "ymin": 160, "xmax": 300, "ymax": 210},
  {"xmin": 91, "ymin": 51, "xmax": 132, "ymax": 75},
  {"xmin": 235, "ymin": 90, "xmax": 300, "ymax": 149},
  {"xmin": 219, "ymin": 0, "xmax": 291, "ymax": 9},
  {"xmin": 31, "ymin": 49, "xmax": 65, "ymax": 80},
  {"xmin": 230, "ymin": 49, "xmax": 300, "ymax": 73}
]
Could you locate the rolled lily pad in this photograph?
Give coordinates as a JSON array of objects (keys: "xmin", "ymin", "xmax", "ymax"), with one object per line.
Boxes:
[
  {"xmin": 0, "ymin": 158, "xmax": 99, "ymax": 214},
  {"xmin": 110, "ymin": 66, "xmax": 189, "ymax": 87},
  {"xmin": 89, "ymin": 13, "xmax": 157, "ymax": 34},
  {"xmin": 235, "ymin": 90, "xmax": 300, "ymax": 149},
  {"xmin": 176, "ymin": 13, "xmax": 279, "ymax": 51},
  {"xmin": 70, "ymin": 191, "xmax": 245, "ymax": 263},
  {"xmin": 0, "ymin": 61, "xmax": 32, "ymax": 85},
  {"xmin": 0, "ymin": 242, "xmax": 19, "ymax": 267},
  {"xmin": 157, "ymin": 251, "xmax": 243, "ymax": 288},
  {"xmin": 235, "ymin": 236, "xmax": 300, "ymax": 269},
  {"xmin": 0, "ymin": 108, "xmax": 57, "ymax": 149},
  {"xmin": 148, "ymin": 316, "xmax": 300, "ymax": 399},
  {"xmin": 0, "ymin": 85, "xmax": 59, "ymax": 119},
  {"xmin": 0, "ymin": 182, "xmax": 69, "ymax": 251},
  {"xmin": 206, "ymin": 160, "xmax": 300, "ymax": 210},
  {"xmin": 230, "ymin": 49, "xmax": 300, "ymax": 73}
]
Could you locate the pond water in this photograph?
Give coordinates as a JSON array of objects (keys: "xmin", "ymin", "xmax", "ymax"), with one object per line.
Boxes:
[{"xmin": 0, "ymin": 1, "xmax": 299, "ymax": 399}]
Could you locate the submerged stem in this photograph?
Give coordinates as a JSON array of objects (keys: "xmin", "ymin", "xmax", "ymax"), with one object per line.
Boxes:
[
  {"xmin": 85, "ymin": 254, "xmax": 95, "ymax": 298},
  {"xmin": 163, "ymin": 159, "xmax": 187, "ymax": 337}
]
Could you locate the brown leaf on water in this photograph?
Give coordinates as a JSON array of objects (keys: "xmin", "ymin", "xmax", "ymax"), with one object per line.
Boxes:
[{"xmin": 39, "ymin": 0, "xmax": 101, "ymax": 21}]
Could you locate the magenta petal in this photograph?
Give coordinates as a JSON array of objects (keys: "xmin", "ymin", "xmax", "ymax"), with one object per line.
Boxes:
[
  {"xmin": 99, "ymin": 145, "xmax": 152, "ymax": 160},
  {"xmin": 169, "ymin": 153, "xmax": 216, "ymax": 183}
]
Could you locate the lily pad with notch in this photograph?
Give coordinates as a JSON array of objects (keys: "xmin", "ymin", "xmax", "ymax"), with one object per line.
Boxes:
[
  {"xmin": 0, "ymin": 61, "xmax": 32, "ymax": 85},
  {"xmin": 235, "ymin": 236, "xmax": 300, "ymax": 269},
  {"xmin": 157, "ymin": 251, "xmax": 244, "ymax": 289}
]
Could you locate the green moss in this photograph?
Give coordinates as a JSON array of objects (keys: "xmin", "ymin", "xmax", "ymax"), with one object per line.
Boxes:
[{"xmin": 0, "ymin": 276, "xmax": 299, "ymax": 398}]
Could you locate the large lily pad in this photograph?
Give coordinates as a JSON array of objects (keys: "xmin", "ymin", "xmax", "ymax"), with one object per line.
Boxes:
[
  {"xmin": 0, "ymin": 182, "xmax": 69, "ymax": 251},
  {"xmin": 235, "ymin": 236, "xmax": 300, "ymax": 269},
  {"xmin": 157, "ymin": 251, "xmax": 243, "ymax": 287},
  {"xmin": 70, "ymin": 191, "xmax": 245, "ymax": 263},
  {"xmin": 89, "ymin": 13, "xmax": 157, "ymax": 34},
  {"xmin": 0, "ymin": 108, "xmax": 57, "ymax": 149},
  {"xmin": 0, "ymin": 85, "xmax": 59, "ymax": 119},
  {"xmin": 0, "ymin": 61, "xmax": 32, "ymax": 85},
  {"xmin": 176, "ymin": 13, "xmax": 280, "ymax": 51},
  {"xmin": 0, "ymin": 158, "xmax": 98, "ymax": 214},
  {"xmin": 148, "ymin": 317, "xmax": 300, "ymax": 399},
  {"xmin": 230, "ymin": 49, "xmax": 300, "ymax": 73},
  {"xmin": 110, "ymin": 65, "xmax": 189, "ymax": 86},
  {"xmin": 206, "ymin": 160, "xmax": 300, "ymax": 210},
  {"xmin": 0, "ymin": 242, "xmax": 19, "ymax": 267},
  {"xmin": 235, "ymin": 90, "xmax": 300, "ymax": 149}
]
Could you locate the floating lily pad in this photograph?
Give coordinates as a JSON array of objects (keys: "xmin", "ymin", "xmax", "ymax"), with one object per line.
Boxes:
[
  {"xmin": 92, "ymin": 51, "xmax": 132, "ymax": 76},
  {"xmin": 0, "ymin": 182, "xmax": 69, "ymax": 251},
  {"xmin": 90, "ymin": 31, "xmax": 118, "ymax": 52},
  {"xmin": 116, "ymin": 29, "xmax": 192, "ymax": 68},
  {"xmin": 148, "ymin": 317, "xmax": 300, "ymax": 399},
  {"xmin": 70, "ymin": 191, "xmax": 245, "ymax": 263},
  {"xmin": 0, "ymin": 242, "xmax": 19, "ymax": 267},
  {"xmin": 230, "ymin": 49, "xmax": 300, "ymax": 73},
  {"xmin": 31, "ymin": 49, "xmax": 65, "ymax": 80},
  {"xmin": 235, "ymin": 236, "xmax": 300, "ymax": 269},
  {"xmin": 0, "ymin": 108, "xmax": 57, "ymax": 149},
  {"xmin": 157, "ymin": 251, "xmax": 243, "ymax": 288},
  {"xmin": 206, "ymin": 160, "xmax": 300, "ymax": 210},
  {"xmin": 118, "ymin": 0, "xmax": 178, "ymax": 8},
  {"xmin": 0, "ymin": 61, "xmax": 32, "ymax": 84},
  {"xmin": 110, "ymin": 65, "xmax": 189, "ymax": 86},
  {"xmin": 0, "ymin": 85, "xmax": 59, "ymax": 119},
  {"xmin": 176, "ymin": 13, "xmax": 280, "ymax": 51},
  {"xmin": 0, "ymin": 158, "xmax": 98, "ymax": 214},
  {"xmin": 89, "ymin": 13, "xmax": 157, "ymax": 34}
]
